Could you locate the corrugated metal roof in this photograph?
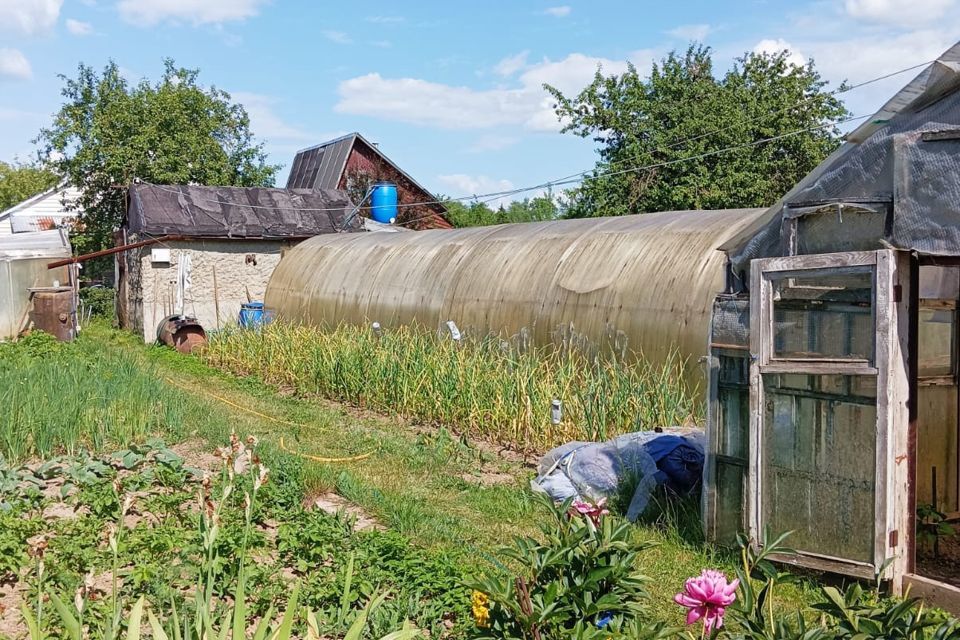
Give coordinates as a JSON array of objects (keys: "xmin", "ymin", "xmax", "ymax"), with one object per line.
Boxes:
[
  {"xmin": 127, "ymin": 183, "xmax": 361, "ymax": 238},
  {"xmin": 286, "ymin": 133, "xmax": 355, "ymax": 190},
  {"xmin": 0, "ymin": 229, "xmax": 71, "ymax": 259}
]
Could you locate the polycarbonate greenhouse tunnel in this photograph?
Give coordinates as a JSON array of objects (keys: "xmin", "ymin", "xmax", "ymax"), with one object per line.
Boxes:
[{"xmin": 264, "ymin": 208, "xmax": 767, "ymax": 387}]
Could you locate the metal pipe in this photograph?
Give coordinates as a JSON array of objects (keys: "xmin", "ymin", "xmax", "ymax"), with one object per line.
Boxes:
[{"xmin": 46, "ymin": 235, "xmax": 185, "ymax": 269}]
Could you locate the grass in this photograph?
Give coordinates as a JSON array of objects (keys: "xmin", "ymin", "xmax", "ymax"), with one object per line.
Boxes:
[
  {"xmin": 201, "ymin": 322, "xmax": 702, "ymax": 452},
  {"xmin": 0, "ymin": 331, "xmax": 190, "ymax": 461},
  {"xmin": 0, "ymin": 322, "xmax": 812, "ymax": 631}
]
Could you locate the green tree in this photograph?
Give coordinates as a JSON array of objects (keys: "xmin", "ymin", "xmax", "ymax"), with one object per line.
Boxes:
[
  {"xmin": 547, "ymin": 45, "xmax": 849, "ymax": 217},
  {"xmin": 0, "ymin": 161, "xmax": 59, "ymax": 211},
  {"xmin": 37, "ymin": 59, "xmax": 279, "ymax": 254},
  {"xmin": 445, "ymin": 194, "xmax": 561, "ymax": 228}
]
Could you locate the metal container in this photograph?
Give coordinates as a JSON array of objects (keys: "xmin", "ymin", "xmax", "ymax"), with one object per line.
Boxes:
[
  {"xmin": 28, "ymin": 287, "xmax": 76, "ymax": 341},
  {"xmin": 156, "ymin": 314, "xmax": 207, "ymax": 353}
]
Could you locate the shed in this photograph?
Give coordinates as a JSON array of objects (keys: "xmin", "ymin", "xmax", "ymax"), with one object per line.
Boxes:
[
  {"xmin": 118, "ymin": 183, "xmax": 359, "ymax": 343},
  {"xmin": 0, "ymin": 185, "xmax": 81, "ymax": 236},
  {"xmin": 703, "ymin": 42, "xmax": 960, "ymax": 608},
  {"xmin": 0, "ymin": 230, "xmax": 72, "ymax": 340},
  {"xmin": 286, "ymin": 133, "xmax": 451, "ymax": 230}
]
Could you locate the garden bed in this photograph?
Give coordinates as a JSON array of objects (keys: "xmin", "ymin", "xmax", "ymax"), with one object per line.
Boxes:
[{"xmin": 0, "ymin": 436, "xmax": 470, "ymax": 639}]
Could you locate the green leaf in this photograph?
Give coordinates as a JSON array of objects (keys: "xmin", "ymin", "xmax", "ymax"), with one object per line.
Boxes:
[
  {"xmin": 126, "ymin": 596, "xmax": 146, "ymax": 640},
  {"xmin": 49, "ymin": 593, "xmax": 82, "ymax": 640},
  {"xmin": 252, "ymin": 605, "xmax": 273, "ymax": 640},
  {"xmin": 148, "ymin": 609, "xmax": 170, "ymax": 640},
  {"xmin": 339, "ymin": 551, "xmax": 355, "ymax": 624},
  {"xmin": 20, "ymin": 602, "xmax": 42, "ymax": 640},
  {"xmin": 269, "ymin": 583, "xmax": 299, "ymax": 640}
]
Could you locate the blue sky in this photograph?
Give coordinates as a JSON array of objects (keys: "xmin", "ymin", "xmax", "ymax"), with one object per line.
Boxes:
[{"xmin": 0, "ymin": 0, "xmax": 958, "ymax": 204}]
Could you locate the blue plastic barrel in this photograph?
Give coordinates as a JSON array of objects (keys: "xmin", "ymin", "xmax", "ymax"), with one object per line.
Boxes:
[
  {"xmin": 370, "ymin": 182, "xmax": 398, "ymax": 223},
  {"xmin": 239, "ymin": 302, "xmax": 265, "ymax": 329}
]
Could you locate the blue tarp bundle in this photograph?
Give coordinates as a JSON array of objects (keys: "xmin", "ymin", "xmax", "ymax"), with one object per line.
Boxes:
[{"xmin": 531, "ymin": 429, "xmax": 705, "ymax": 521}]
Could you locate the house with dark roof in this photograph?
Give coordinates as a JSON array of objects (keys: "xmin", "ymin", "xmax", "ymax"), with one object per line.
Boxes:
[
  {"xmin": 287, "ymin": 133, "xmax": 451, "ymax": 230},
  {"xmin": 117, "ymin": 183, "xmax": 360, "ymax": 342}
]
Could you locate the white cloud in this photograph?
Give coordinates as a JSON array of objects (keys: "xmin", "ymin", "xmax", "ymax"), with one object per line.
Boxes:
[
  {"xmin": 494, "ymin": 51, "xmax": 529, "ymax": 77},
  {"xmin": 466, "ymin": 135, "xmax": 519, "ymax": 153},
  {"xmin": 794, "ymin": 29, "xmax": 957, "ymax": 115},
  {"xmin": 0, "ymin": 0, "xmax": 62, "ymax": 35},
  {"xmin": 322, "ymin": 30, "xmax": 352, "ymax": 44},
  {"xmin": 116, "ymin": 0, "xmax": 267, "ymax": 26},
  {"xmin": 231, "ymin": 91, "xmax": 313, "ymax": 142},
  {"xmin": 65, "ymin": 18, "xmax": 93, "ymax": 35},
  {"xmin": 0, "ymin": 48, "xmax": 32, "ymax": 80},
  {"xmin": 370, "ymin": 40, "xmax": 391, "ymax": 48},
  {"xmin": 844, "ymin": 0, "xmax": 957, "ymax": 26},
  {"xmin": 753, "ymin": 38, "xmax": 807, "ymax": 67},
  {"xmin": 543, "ymin": 5, "xmax": 572, "ymax": 17},
  {"xmin": 366, "ymin": 15, "xmax": 404, "ymax": 24},
  {"xmin": 438, "ymin": 174, "xmax": 516, "ymax": 208},
  {"xmin": 667, "ymin": 23, "xmax": 713, "ymax": 41},
  {"xmin": 336, "ymin": 51, "xmax": 654, "ymax": 132}
]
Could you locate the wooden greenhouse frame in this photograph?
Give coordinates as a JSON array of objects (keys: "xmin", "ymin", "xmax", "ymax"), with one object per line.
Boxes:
[{"xmin": 704, "ymin": 41, "xmax": 960, "ymax": 611}]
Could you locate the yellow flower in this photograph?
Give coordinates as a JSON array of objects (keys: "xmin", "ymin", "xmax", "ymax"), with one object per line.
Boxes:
[{"xmin": 471, "ymin": 591, "xmax": 490, "ymax": 628}]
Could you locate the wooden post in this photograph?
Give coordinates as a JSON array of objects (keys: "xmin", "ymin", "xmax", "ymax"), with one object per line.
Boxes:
[{"xmin": 213, "ymin": 266, "xmax": 221, "ymax": 331}]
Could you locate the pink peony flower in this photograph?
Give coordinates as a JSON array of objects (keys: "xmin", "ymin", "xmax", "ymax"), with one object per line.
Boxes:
[
  {"xmin": 674, "ymin": 569, "xmax": 739, "ymax": 633},
  {"xmin": 571, "ymin": 497, "xmax": 610, "ymax": 525}
]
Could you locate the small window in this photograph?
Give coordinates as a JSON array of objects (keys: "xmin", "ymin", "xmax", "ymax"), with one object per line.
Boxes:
[
  {"xmin": 918, "ymin": 308, "xmax": 956, "ymax": 379},
  {"xmin": 770, "ymin": 270, "xmax": 874, "ymax": 363}
]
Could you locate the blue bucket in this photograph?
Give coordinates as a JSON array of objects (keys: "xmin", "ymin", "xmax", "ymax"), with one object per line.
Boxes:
[{"xmin": 239, "ymin": 302, "xmax": 267, "ymax": 329}]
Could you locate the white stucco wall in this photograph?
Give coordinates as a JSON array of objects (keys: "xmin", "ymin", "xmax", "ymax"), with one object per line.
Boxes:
[{"xmin": 136, "ymin": 239, "xmax": 288, "ymax": 343}]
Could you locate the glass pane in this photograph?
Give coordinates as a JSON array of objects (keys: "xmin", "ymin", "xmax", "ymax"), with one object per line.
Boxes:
[
  {"xmin": 919, "ymin": 308, "xmax": 955, "ymax": 378},
  {"xmin": 762, "ymin": 375, "xmax": 877, "ymax": 563},
  {"xmin": 919, "ymin": 266, "xmax": 959, "ymax": 300},
  {"xmin": 771, "ymin": 270, "xmax": 874, "ymax": 362},
  {"xmin": 718, "ymin": 388, "xmax": 748, "ymax": 459},
  {"xmin": 713, "ymin": 462, "xmax": 745, "ymax": 545}
]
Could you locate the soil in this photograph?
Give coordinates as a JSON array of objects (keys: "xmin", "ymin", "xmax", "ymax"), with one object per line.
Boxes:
[
  {"xmin": 917, "ymin": 522, "xmax": 960, "ymax": 587},
  {"xmin": 0, "ymin": 439, "xmax": 228, "ymax": 639},
  {"xmin": 304, "ymin": 491, "xmax": 382, "ymax": 531},
  {"xmin": 0, "ymin": 578, "xmax": 27, "ymax": 640}
]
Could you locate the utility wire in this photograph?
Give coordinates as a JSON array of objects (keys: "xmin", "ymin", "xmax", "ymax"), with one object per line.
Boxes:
[
  {"xmin": 388, "ymin": 112, "xmax": 870, "ymax": 229},
  {"xmin": 139, "ymin": 55, "xmax": 931, "ymax": 221}
]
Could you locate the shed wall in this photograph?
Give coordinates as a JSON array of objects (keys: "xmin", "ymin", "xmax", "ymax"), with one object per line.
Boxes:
[
  {"xmin": 266, "ymin": 209, "xmax": 766, "ymax": 385},
  {"xmin": 341, "ymin": 142, "xmax": 450, "ymax": 229},
  {"xmin": 130, "ymin": 239, "xmax": 293, "ymax": 343}
]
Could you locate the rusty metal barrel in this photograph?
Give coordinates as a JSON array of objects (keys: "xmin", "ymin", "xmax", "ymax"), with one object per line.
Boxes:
[{"xmin": 29, "ymin": 287, "xmax": 76, "ymax": 341}]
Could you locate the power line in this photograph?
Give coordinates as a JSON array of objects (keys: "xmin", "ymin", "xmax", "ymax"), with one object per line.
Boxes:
[
  {"xmin": 389, "ymin": 112, "xmax": 870, "ymax": 229},
  {"xmin": 139, "ymin": 56, "xmax": 931, "ymax": 220}
]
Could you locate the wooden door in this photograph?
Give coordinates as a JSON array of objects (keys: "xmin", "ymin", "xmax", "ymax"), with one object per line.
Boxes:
[{"xmin": 749, "ymin": 250, "xmax": 910, "ymax": 586}]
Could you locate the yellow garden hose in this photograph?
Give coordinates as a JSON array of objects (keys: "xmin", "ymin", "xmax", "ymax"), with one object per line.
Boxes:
[{"xmin": 164, "ymin": 376, "xmax": 372, "ymax": 463}]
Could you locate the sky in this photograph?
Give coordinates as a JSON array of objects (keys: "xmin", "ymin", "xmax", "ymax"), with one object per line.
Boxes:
[{"xmin": 0, "ymin": 0, "xmax": 958, "ymax": 205}]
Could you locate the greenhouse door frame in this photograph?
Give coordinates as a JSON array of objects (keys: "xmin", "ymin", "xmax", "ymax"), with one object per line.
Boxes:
[{"xmin": 749, "ymin": 249, "xmax": 912, "ymax": 591}]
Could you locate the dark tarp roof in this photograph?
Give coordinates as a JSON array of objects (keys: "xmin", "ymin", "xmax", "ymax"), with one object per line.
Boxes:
[{"xmin": 127, "ymin": 183, "xmax": 360, "ymax": 238}]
